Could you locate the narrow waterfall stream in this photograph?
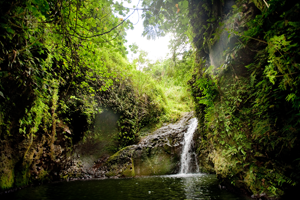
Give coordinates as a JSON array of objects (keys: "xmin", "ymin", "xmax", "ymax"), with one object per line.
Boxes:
[{"xmin": 179, "ymin": 118, "xmax": 198, "ymax": 174}]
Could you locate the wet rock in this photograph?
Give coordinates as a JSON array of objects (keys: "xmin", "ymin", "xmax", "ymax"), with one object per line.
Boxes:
[
  {"xmin": 259, "ymin": 193, "xmax": 266, "ymax": 197},
  {"xmin": 56, "ymin": 112, "xmax": 196, "ymax": 181},
  {"xmin": 93, "ymin": 112, "xmax": 195, "ymax": 177}
]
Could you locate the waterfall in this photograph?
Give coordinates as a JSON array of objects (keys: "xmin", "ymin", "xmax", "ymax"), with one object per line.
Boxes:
[{"xmin": 179, "ymin": 118, "xmax": 198, "ymax": 174}]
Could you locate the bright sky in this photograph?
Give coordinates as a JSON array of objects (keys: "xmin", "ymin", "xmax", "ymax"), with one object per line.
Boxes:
[{"xmin": 114, "ymin": 0, "xmax": 171, "ymax": 62}]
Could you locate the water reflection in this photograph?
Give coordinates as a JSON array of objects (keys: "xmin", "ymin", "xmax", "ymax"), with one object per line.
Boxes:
[
  {"xmin": 183, "ymin": 174, "xmax": 200, "ymax": 199},
  {"xmin": 1, "ymin": 174, "xmax": 251, "ymax": 200},
  {"xmin": 160, "ymin": 173, "xmax": 249, "ymax": 200}
]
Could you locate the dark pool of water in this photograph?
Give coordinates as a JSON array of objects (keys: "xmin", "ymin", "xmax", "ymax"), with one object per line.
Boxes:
[{"xmin": 2, "ymin": 173, "xmax": 252, "ymax": 200}]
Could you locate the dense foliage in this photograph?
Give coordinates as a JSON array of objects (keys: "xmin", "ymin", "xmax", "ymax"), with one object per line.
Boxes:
[
  {"xmin": 0, "ymin": 0, "xmax": 171, "ymax": 190},
  {"xmin": 141, "ymin": 50, "xmax": 195, "ymax": 123},
  {"xmin": 187, "ymin": 0, "xmax": 300, "ymax": 198},
  {"xmin": 133, "ymin": 0, "xmax": 300, "ymax": 197},
  {"xmin": 1, "ymin": 0, "xmax": 299, "ymax": 198},
  {"xmin": 0, "ymin": 0, "xmax": 128, "ymax": 142}
]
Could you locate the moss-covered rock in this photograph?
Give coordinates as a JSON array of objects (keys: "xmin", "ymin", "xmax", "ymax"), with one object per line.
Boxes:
[
  {"xmin": 134, "ymin": 153, "xmax": 176, "ymax": 176},
  {"xmin": 87, "ymin": 112, "xmax": 196, "ymax": 178},
  {"xmin": 0, "ymin": 169, "xmax": 14, "ymax": 190}
]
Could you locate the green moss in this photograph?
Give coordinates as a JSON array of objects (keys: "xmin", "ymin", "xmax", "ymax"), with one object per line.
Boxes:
[
  {"xmin": 131, "ymin": 158, "xmax": 135, "ymax": 177},
  {"xmin": 106, "ymin": 146, "xmax": 132, "ymax": 163},
  {"xmin": 14, "ymin": 165, "xmax": 31, "ymax": 187},
  {"xmin": 61, "ymin": 174, "xmax": 69, "ymax": 179},
  {"xmin": 163, "ymin": 144, "xmax": 171, "ymax": 154},
  {"xmin": 121, "ymin": 158, "xmax": 135, "ymax": 177},
  {"xmin": 0, "ymin": 169, "xmax": 14, "ymax": 190},
  {"xmin": 105, "ymin": 171, "xmax": 117, "ymax": 177},
  {"xmin": 121, "ymin": 166, "xmax": 134, "ymax": 177},
  {"xmin": 37, "ymin": 169, "xmax": 49, "ymax": 180},
  {"xmin": 134, "ymin": 154, "xmax": 174, "ymax": 176}
]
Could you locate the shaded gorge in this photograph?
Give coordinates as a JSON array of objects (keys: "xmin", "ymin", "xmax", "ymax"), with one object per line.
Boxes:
[{"xmin": 0, "ymin": 116, "xmax": 251, "ymax": 200}]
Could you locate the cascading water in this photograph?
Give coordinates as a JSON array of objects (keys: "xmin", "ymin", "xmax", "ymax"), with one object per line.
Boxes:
[{"xmin": 179, "ymin": 118, "xmax": 199, "ymax": 174}]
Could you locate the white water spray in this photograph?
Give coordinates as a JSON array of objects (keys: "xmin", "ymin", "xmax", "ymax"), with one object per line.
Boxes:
[{"xmin": 179, "ymin": 118, "xmax": 198, "ymax": 174}]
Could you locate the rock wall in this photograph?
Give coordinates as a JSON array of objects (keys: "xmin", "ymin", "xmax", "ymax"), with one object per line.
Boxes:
[{"xmin": 59, "ymin": 112, "xmax": 196, "ymax": 180}]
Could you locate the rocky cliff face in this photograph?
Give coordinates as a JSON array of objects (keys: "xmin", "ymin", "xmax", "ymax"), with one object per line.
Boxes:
[{"xmin": 58, "ymin": 112, "xmax": 197, "ymax": 180}]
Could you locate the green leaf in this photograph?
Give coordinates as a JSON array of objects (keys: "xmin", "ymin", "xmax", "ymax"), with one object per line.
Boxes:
[
  {"xmin": 241, "ymin": 149, "xmax": 246, "ymax": 155},
  {"xmin": 182, "ymin": 0, "xmax": 188, "ymax": 9}
]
